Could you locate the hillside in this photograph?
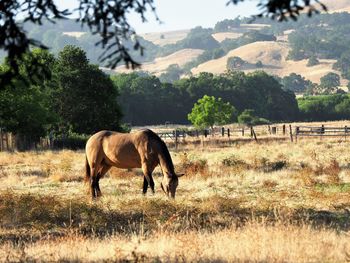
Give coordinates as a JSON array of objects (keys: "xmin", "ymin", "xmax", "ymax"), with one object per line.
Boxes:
[
  {"xmin": 141, "ymin": 30, "xmax": 190, "ymax": 46},
  {"xmin": 14, "ymin": 2, "xmax": 350, "ymax": 88},
  {"xmin": 191, "ymin": 41, "xmax": 347, "ymax": 85},
  {"xmin": 111, "ymin": 48, "xmax": 204, "ymax": 75}
]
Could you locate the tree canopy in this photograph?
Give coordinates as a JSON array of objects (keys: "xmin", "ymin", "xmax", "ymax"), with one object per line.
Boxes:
[
  {"xmin": 0, "ymin": 46, "xmax": 123, "ymax": 141},
  {"xmin": 188, "ymin": 95, "xmax": 236, "ymax": 129}
]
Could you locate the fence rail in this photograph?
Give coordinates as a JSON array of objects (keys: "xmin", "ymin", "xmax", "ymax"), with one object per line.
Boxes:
[
  {"xmin": 2, "ymin": 124, "xmax": 350, "ymax": 152},
  {"xmin": 295, "ymin": 125, "xmax": 350, "ymax": 140}
]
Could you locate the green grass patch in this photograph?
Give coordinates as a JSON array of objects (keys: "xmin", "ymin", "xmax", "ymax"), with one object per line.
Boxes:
[{"xmin": 315, "ymin": 183, "xmax": 350, "ymax": 193}]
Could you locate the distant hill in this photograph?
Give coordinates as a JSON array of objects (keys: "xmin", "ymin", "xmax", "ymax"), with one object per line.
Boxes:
[
  {"xmin": 3, "ymin": 3, "xmax": 350, "ymax": 89},
  {"xmin": 191, "ymin": 41, "xmax": 345, "ymax": 85},
  {"xmin": 141, "ymin": 30, "xmax": 190, "ymax": 46},
  {"xmin": 105, "ymin": 48, "xmax": 204, "ymax": 75},
  {"xmin": 110, "ymin": 8, "xmax": 350, "ymax": 88}
]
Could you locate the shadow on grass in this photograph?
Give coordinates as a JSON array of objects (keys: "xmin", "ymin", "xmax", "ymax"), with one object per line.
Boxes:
[{"xmin": 1, "ymin": 191, "xmax": 349, "ymax": 245}]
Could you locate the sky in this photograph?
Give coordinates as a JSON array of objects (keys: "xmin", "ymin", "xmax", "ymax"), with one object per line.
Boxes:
[{"xmin": 56, "ymin": 0, "xmax": 260, "ymax": 33}]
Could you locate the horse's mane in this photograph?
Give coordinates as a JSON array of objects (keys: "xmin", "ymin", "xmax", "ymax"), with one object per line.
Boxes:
[{"xmin": 142, "ymin": 129, "xmax": 175, "ymax": 172}]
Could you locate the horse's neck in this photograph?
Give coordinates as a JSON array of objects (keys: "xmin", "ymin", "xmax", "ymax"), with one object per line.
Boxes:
[{"xmin": 158, "ymin": 153, "xmax": 174, "ymax": 176}]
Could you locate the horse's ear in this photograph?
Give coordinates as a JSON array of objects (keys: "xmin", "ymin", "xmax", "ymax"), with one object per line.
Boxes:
[{"xmin": 177, "ymin": 173, "xmax": 185, "ymax": 177}]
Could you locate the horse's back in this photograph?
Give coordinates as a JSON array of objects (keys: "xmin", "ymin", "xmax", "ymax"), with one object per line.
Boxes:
[{"xmin": 86, "ymin": 130, "xmax": 150, "ymax": 169}]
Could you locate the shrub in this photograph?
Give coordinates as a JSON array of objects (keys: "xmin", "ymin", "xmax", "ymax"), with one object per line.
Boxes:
[
  {"xmin": 255, "ymin": 60, "xmax": 263, "ymax": 68},
  {"xmin": 177, "ymin": 153, "xmax": 210, "ymax": 178},
  {"xmin": 307, "ymin": 56, "xmax": 319, "ymax": 66}
]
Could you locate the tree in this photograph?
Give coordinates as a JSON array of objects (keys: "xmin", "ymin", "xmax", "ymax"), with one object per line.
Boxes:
[
  {"xmin": 281, "ymin": 73, "xmax": 313, "ymax": 93},
  {"xmin": 255, "ymin": 61, "xmax": 263, "ymax": 68},
  {"xmin": 333, "ymin": 51, "xmax": 350, "ymax": 79},
  {"xmin": 0, "ymin": 49, "xmax": 57, "ymax": 141},
  {"xmin": 1, "ymin": 0, "xmax": 327, "ymax": 86},
  {"xmin": 227, "ymin": 56, "xmax": 246, "ymax": 70},
  {"xmin": 237, "ymin": 109, "xmax": 270, "ymax": 126},
  {"xmin": 159, "ymin": 64, "xmax": 184, "ymax": 83},
  {"xmin": 320, "ymin": 72, "xmax": 341, "ymax": 94},
  {"xmin": 187, "ymin": 95, "xmax": 236, "ymax": 129},
  {"xmin": 307, "ymin": 55, "xmax": 319, "ymax": 66},
  {"xmin": 53, "ymin": 46, "xmax": 122, "ymax": 134}
]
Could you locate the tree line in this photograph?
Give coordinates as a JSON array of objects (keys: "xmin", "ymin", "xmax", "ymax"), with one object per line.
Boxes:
[{"xmin": 1, "ymin": 45, "xmax": 350, "ymax": 145}]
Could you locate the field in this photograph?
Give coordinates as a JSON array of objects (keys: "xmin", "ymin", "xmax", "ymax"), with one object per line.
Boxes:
[{"xmin": 1, "ymin": 137, "xmax": 350, "ymax": 262}]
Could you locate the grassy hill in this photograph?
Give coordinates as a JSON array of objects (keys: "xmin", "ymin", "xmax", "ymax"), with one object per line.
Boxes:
[
  {"xmin": 110, "ymin": 6, "xmax": 350, "ymax": 87},
  {"xmin": 191, "ymin": 41, "xmax": 346, "ymax": 85}
]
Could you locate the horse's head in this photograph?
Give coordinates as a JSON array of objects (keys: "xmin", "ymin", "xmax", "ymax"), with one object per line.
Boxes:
[{"xmin": 161, "ymin": 173, "xmax": 184, "ymax": 198}]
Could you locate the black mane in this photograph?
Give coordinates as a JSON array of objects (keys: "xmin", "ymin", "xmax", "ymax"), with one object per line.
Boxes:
[{"xmin": 142, "ymin": 129, "xmax": 175, "ymax": 172}]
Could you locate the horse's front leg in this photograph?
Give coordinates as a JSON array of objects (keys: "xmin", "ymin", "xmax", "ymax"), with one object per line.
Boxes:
[
  {"xmin": 149, "ymin": 175, "xmax": 155, "ymax": 194},
  {"xmin": 142, "ymin": 176, "xmax": 149, "ymax": 195}
]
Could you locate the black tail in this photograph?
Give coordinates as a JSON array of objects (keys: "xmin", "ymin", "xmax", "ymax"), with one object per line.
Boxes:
[{"xmin": 85, "ymin": 156, "xmax": 90, "ymax": 182}]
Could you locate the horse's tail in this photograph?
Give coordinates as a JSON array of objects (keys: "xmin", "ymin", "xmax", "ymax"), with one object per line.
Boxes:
[{"xmin": 85, "ymin": 156, "xmax": 90, "ymax": 183}]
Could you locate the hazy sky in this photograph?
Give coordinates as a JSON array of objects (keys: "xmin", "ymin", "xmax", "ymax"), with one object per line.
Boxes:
[{"xmin": 56, "ymin": 0, "xmax": 260, "ymax": 33}]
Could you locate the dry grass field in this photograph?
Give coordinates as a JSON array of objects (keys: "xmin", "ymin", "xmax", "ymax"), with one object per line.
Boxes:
[{"xmin": 1, "ymin": 136, "xmax": 350, "ymax": 262}]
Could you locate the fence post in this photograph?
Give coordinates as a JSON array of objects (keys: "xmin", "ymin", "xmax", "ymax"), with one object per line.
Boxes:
[
  {"xmin": 251, "ymin": 127, "xmax": 258, "ymax": 142},
  {"xmin": 320, "ymin": 124, "xmax": 324, "ymax": 140},
  {"xmin": 227, "ymin": 128, "xmax": 230, "ymax": 138},
  {"xmin": 204, "ymin": 129, "xmax": 208, "ymax": 138},
  {"xmin": 345, "ymin": 126, "xmax": 348, "ymax": 141},
  {"xmin": 295, "ymin": 126, "xmax": 299, "ymax": 143},
  {"xmin": 282, "ymin": 125, "xmax": 286, "ymax": 136},
  {"xmin": 175, "ymin": 130, "xmax": 178, "ymax": 150},
  {"xmin": 289, "ymin": 125, "xmax": 294, "ymax": 143},
  {"xmin": 250, "ymin": 127, "xmax": 253, "ymax": 138},
  {"xmin": 0, "ymin": 128, "xmax": 2, "ymax": 151},
  {"xmin": 221, "ymin": 127, "xmax": 225, "ymax": 137},
  {"xmin": 242, "ymin": 128, "xmax": 244, "ymax": 137}
]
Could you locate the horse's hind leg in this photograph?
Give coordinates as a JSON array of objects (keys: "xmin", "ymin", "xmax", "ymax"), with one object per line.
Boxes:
[
  {"xmin": 90, "ymin": 168, "xmax": 98, "ymax": 199},
  {"xmin": 89, "ymin": 158, "xmax": 103, "ymax": 199},
  {"xmin": 142, "ymin": 162, "xmax": 152, "ymax": 195},
  {"xmin": 96, "ymin": 164, "xmax": 111, "ymax": 197},
  {"xmin": 141, "ymin": 162, "xmax": 156, "ymax": 195}
]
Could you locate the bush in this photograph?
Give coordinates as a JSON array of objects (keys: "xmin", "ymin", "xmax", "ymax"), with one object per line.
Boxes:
[
  {"xmin": 227, "ymin": 56, "xmax": 246, "ymax": 70},
  {"xmin": 237, "ymin": 109, "xmax": 270, "ymax": 126},
  {"xmin": 307, "ymin": 56, "xmax": 319, "ymax": 66},
  {"xmin": 53, "ymin": 133, "xmax": 89, "ymax": 150},
  {"xmin": 255, "ymin": 61, "xmax": 263, "ymax": 68}
]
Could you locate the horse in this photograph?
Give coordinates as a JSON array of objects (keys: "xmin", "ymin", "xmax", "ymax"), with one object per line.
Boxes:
[{"xmin": 85, "ymin": 129, "xmax": 183, "ymax": 199}]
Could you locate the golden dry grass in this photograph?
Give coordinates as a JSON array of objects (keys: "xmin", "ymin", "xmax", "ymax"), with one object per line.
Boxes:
[
  {"xmin": 212, "ymin": 32, "xmax": 243, "ymax": 42},
  {"xmin": 141, "ymin": 30, "xmax": 190, "ymax": 46},
  {"xmin": 110, "ymin": 48, "xmax": 204, "ymax": 76},
  {"xmin": 1, "ymin": 138, "xmax": 350, "ymax": 262}
]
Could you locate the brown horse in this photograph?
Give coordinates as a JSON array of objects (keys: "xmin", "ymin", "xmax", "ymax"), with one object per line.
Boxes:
[{"xmin": 85, "ymin": 129, "xmax": 183, "ymax": 199}]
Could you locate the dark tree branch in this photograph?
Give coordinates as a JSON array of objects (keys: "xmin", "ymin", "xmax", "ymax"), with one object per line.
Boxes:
[{"xmin": 227, "ymin": 0, "xmax": 327, "ymax": 21}]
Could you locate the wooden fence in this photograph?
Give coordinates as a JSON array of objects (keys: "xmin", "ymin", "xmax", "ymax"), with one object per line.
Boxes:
[
  {"xmin": 295, "ymin": 125, "xmax": 350, "ymax": 141},
  {"xmin": 1, "ymin": 124, "xmax": 350, "ymax": 152}
]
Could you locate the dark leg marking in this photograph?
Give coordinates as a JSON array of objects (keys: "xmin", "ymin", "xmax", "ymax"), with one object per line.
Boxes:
[
  {"xmin": 143, "ymin": 176, "xmax": 149, "ymax": 194},
  {"xmin": 149, "ymin": 175, "xmax": 155, "ymax": 194}
]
